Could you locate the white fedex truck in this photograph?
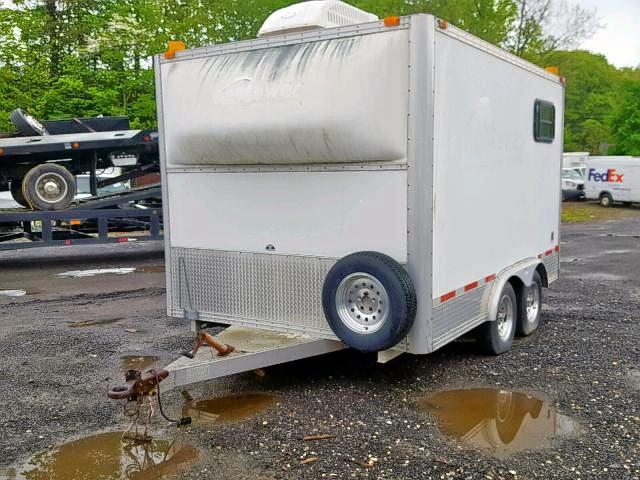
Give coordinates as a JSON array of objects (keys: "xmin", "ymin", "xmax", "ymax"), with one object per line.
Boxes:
[
  {"xmin": 155, "ymin": 1, "xmax": 564, "ymax": 385},
  {"xmin": 584, "ymin": 156, "xmax": 640, "ymax": 207}
]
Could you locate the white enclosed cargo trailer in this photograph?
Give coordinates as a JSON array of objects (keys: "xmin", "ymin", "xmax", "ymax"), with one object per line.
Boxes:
[
  {"xmin": 584, "ymin": 156, "xmax": 640, "ymax": 207},
  {"xmin": 155, "ymin": 1, "xmax": 564, "ymax": 385}
]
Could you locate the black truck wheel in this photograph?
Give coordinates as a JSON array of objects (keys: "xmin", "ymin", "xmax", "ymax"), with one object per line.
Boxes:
[
  {"xmin": 10, "ymin": 179, "xmax": 30, "ymax": 208},
  {"xmin": 22, "ymin": 164, "xmax": 76, "ymax": 211},
  {"xmin": 10, "ymin": 109, "xmax": 48, "ymax": 136},
  {"xmin": 322, "ymin": 251, "xmax": 416, "ymax": 352}
]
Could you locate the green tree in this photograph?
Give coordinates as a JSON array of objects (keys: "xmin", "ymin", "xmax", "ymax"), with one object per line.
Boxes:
[
  {"xmin": 609, "ymin": 81, "xmax": 640, "ymax": 155},
  {"xmin": 542, "ymin": 50, "xmax": 622, "ymax": 153}
]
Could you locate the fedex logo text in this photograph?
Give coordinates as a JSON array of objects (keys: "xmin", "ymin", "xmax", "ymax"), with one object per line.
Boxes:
[{"xmin": 587, "ymin": 168, "xmax": 624, "ymax": 183}]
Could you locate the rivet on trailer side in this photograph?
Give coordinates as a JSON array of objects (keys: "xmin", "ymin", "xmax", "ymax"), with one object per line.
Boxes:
[{"xmin": 147, "ymin": 0, "xmax": 564, "ymax": 393}]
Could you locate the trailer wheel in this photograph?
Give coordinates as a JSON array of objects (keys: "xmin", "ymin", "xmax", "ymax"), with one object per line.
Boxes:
[
  {"xmin": 322, "ymin": 251, "xmax": 416, "ymax": 352},
  {"xmin": 600, "ymin": 192, "xmax": 613, "ymax": 207},
  {"xmin": 22, "ymin": 164, "xmax": 76, "ymax": 211},
  {"xmin": 10, "ymin": 108, "xmax": 48, "ymax": 136},
  {"xmin": 476, "ymin": 283, "xmax": 516, "ymax": 355},
  {"xmin": 9, "ymin": 179, "xmax": 30, "ymax": 208},
  {"xmin": 516, "ymin": 272, "xmax": 542, "ymax": 337}
]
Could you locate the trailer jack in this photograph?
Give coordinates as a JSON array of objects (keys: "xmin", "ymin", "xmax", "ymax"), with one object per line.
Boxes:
[
  {"xmin": 107, "ymin": 367, "xmax": 190, "ymax": 442},
  {"xmin": 181, "ymin": 329, "xmax": 235, "ymax": 359}
]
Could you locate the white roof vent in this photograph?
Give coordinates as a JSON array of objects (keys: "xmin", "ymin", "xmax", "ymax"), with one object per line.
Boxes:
[{"xmin": 258, "ymin": 1, "xmax": 378, "ymax": 38}]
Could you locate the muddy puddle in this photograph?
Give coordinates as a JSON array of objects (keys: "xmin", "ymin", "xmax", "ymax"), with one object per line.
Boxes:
[
  {"xmin": 10, "ymin": 431, "xmax": 198, "ymax": 480},
  {"xmin": 182, "ymin": 392, "xmax": 278, "ymax": 424},
  {"xmin": 0, "ymin": 289, "xmax": 26, "ymax": 297},
  {"xmin": 56, "ymin": 268, "xmax": 136, "ymax": 278},
  {"xmin": 120, "ymin": 355, "xmax": 160, "ymax": 372},
  {"xmin": 417, "ymin": 388, "xmax": 577, "ymax": 457}
]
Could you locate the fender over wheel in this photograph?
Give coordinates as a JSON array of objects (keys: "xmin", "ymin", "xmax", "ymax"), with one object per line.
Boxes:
[{"xmin": 322, "ymin": 251, "xmax": 416, "ymax": 352}]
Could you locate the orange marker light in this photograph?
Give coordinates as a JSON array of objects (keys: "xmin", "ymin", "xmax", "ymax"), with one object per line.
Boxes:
[
  {"xmin": 545, "ymin": 66, "xmax": 559, "ymax": 75},
  {"xmin": 70, "ymin": 219, "xmax": 81, "ymax": 226},
  {"xmin": 438, "ymin": 19, "xmax": 449, "ymax": 29},
  {"xmin": 165, "ymin": 40, "xmax": 186, "ymax": 59},
  {"xmin": 0, "ymin": 148, "xmax": 4, "ymax": 156},
  {"xmin": 72, "ymin": 142, "xmax": 80, "ymax": 148},
  {"xmin": 384, "ymin": 16, "xmax": 400, "ymax": 27}
]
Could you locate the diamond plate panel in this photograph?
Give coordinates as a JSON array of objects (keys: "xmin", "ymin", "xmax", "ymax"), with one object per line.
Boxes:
[
  {"xmin": 432, "ymin": 284, "xmax": 489, "ymax": 350},
  {"xmin": 170, "ymin": 247, "xmax": 337, "ymax": 335}
]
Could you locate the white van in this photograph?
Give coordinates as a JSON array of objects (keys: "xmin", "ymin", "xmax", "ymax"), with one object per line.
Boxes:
[
  {"xmin": 154, "ymin": 0, "xmax": 564, "ymax": 379},
  {"xmin": 584, "ymin": 156, "xmax": 640, "ymax": 207}
]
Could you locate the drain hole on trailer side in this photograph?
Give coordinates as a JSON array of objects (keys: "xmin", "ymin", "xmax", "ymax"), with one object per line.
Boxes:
[{"xmin": 416, "ymin": 388, "xmax": 578, "ymax": 457}]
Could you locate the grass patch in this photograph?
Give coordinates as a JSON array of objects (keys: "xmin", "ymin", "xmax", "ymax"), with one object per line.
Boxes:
[
  {"xmin": 561, "ymin": 205, "xmax": 596, "ymax": 223},
  {"xmin": 562, "ymin": 201, "xmax": 640, "ymax": 223}
]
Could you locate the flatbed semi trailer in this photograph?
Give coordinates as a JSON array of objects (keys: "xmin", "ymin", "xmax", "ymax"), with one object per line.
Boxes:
[
  {"xmin": 0, "ymin": 185, "xmax": 162, "ymax": 250},
  {"xmin": 0, "ymin": 110, "xmax": 159, "ymax": 210}
]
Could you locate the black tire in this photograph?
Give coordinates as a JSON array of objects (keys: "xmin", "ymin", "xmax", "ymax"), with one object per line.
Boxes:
[
  {"xmin": 600, "ymin": 192, "xmax": 613, "ymax": 208},
  {"xmin": 322, "ymin": 251, "xmax": 416, "ymax": 352},
  {"xmin": 10, "ymin": 109, "xmax": 48, "ymax": 136},
  {"xmin": 9, "ymin": 179, "xmax": 30, "ymax": 208},
  {"xmin": 476, "ymin": 283, "xmax": 516, "ymax": 355},
  {"xmin": 22, "ymin": 164, "xmax": 76, "ymax": 211},
  {"xmin": 516, "ymin": 271, "xmax": 542, "ymax": 337}
]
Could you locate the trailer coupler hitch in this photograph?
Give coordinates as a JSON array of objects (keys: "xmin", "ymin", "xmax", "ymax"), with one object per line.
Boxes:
[
  {"xmin": 108, "ymin": 367, "xmax": 191, "ymax": 442},
  {"xmin": 181, "ymin": 329, "xmax": 235, "ymax": 359}
]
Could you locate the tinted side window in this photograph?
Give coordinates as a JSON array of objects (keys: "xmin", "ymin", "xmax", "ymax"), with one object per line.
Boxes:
[{"xmin": 534, "ymin": 99, "xmax": 555, "ymax": 143}]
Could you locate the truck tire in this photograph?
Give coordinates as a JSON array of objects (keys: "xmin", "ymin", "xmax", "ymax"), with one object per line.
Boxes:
[
  {"xmin": 476, "ymin": 282, "xmax": 516, "ymax": 355},
  {"xmin": 600, "ymin": 192, "xmax": 613, "ymax": 207},
  {"xmin": 10, "ymin": 109, "xmax": 48, "ymax": 136},
  {"xmin": 22, "ymin": 164, "xmax": 76, "ymax": 211},
  {"xmin": 516, "ymin": 271, "xmax": 542, "ymax": 336},
  {"xmin": 10, "ymin": 179, "xmax": 30, "ymax": 208},
  {"xmin": 322, "ymin": 251, "xmax": 416, "ymax": 352}
]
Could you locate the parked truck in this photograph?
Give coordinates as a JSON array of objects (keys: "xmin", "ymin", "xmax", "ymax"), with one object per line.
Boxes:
[
  {"xmin": 584, "ymin": 156, "xmax": 640, "ymax": 207},
  {"xmin": 155, "ymin": 0, "xmax": 563, "ymax": 386}
]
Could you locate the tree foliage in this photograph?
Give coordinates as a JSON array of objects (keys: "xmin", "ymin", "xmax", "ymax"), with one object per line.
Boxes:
[{"xmin": 0, "ymin": 0, "xmax": 638, "ymax": 154}]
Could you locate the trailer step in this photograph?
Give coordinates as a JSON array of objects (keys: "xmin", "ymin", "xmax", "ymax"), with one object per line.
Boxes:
[{"xmin": 162, "ymin": 326, "xmax": 345, "ymax": 391}]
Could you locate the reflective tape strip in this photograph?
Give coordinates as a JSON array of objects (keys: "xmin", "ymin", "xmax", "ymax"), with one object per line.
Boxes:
[{"xmin": 436, "ymin": 273, "xmax": 496, "ymax": 306}]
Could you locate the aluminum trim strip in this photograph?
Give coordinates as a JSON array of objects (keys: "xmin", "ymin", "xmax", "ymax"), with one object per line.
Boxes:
[{"xmin": 157, "ymin": 19, "xmax": 411, "ymax": 65}]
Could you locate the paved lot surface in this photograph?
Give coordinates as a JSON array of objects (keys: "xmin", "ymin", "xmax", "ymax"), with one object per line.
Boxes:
[{"xmin": 0, "ymin": 210, "xmax": 638, "ymax": 479}]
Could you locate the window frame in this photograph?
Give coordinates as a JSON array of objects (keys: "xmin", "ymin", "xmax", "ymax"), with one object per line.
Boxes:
[{"xmin": 533, "ymin": 99, "xmax": 556, "ymax": 144}]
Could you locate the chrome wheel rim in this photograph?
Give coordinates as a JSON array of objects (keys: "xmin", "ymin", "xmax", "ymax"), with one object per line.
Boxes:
[
  {"xmin": 35, "ymin": 172, "xmax": 68, "ymax": 204},
  {"xmin": 335, "ymin": 272, "xmax": 389, "ymax": 334},
  {"xmin": 496, "ymin": 294, "xmax": 514, "ymax": 341},
  {"xmin": 525, "ymin": 284, "xmax": 540, "ymax": 324}
]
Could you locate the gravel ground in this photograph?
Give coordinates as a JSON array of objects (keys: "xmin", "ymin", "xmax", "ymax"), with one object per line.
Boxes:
[{"xmin": 0, "ymin": 213, "xmax": 639, "ymax": 480}]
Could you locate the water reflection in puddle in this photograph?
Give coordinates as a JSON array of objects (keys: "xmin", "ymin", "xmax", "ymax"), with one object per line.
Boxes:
[
  {"xmin": 120, "ymin": 355, "xmax": 160, "ymax": 372},
  {"xmin": 13, "ymin": 432, "xmax": 197, "ymax": 479},
  {"xmin": 183, "ymin": 392, "xmax": 278, "ymax": 424},
  {"xmin": 0, "ymin": 289, "xmax": 26, "ymax": 297},
  {"xmin": 57, "ymin": 268, "xmax": 136, "ymax": 278},
  {"xmin": 417, "ymin": 388, "xmax": 577, "ymax": 457}
]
